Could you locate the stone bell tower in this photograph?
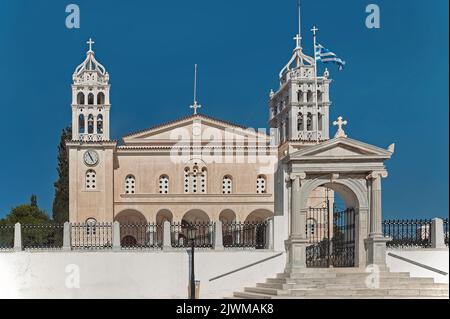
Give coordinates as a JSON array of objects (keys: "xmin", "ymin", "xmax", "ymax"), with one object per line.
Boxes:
[
  {"xmin": 71, "ymin": 38, "xmax": 111, "ymax": 142},
  {"xmin": 67, "ymin": 39, "xmax": 116, "ymax": 223},
  {"xmin": 268, "ymin": 30, "xmax": 332, "ymax": 145}
]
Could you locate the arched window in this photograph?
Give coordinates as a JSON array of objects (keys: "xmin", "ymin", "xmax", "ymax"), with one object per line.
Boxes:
[
  {"xmin": 78, "ymin": 114, "xmax": 85, "ymax": 134},
  {"xmin": 307, "ymin": 91, "xmax": 313, "ymax": 102},
  {"xmin": 317, "ymin": 91, "xmax": 323, "ymax": 103},
  {"xmin": 77, "ymin": 92, "xmax": 85, "ymax": 105},
  {"xmin": 87, "ymin": 114, "xmax": 94, "ymax": 134},
  {"xmin": 159, "ymin": 175, "xmax": 169, "ymax": 194},
  {"xmin": 184, "ymin": 164, "xmax": 207, "ymax": 194},
  {"xmin": 86, "ymin": 218, "xmax": 97, "ymax": 236},
  {"xmin": 222, "ymin": 175, "xmax": 232, "ymax": 194},
  {"xmin": 88, "ymin": 93, "xmax": 94, "ymax": 105},
  {"xmin": 318, "ymin": 113, "xmax": 323, "ymax": 131},
  {"xmin": 125, "ymin": 175, "xmax": 135, "ymax": 194},
  {"xmin": 256, "ymin": 175, "xmax": 266, "ymax": 194},
  {"xmin": 85, "ymin": 170, "xmax": 96, "ymax": 190},
  {"xmin": 307, "ymin": 113, "xmax": 313, "ymax": 131},
  {"xmin": 297, "ymin": 112, "xmax": 304, "ymax": 131},
  {"xmin": 297, "ymin": 90, "xmax": 303, "ymax": 102},
  {"xmin": 97, "ymin": 114, "xmax": 103, "ymax": 134},
  {"xmin": 97, "ymin": 92, "xmax": 105, "ymax": 105},
  {"xmin": 306, "ymin": 218, "xmax": 316, "ymax": 237}
]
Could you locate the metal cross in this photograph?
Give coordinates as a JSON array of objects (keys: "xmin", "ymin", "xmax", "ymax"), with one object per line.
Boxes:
[
  {"xmin": 87, "ymin": 38, "xmax": 95, "ymax": 52},
  {"xmin": 311, "ymin": 26, "xmax": 319, "ymax": 36},
  {"xmin": 293, "ymin": 34, "xmax": 302, "ymax": 48},
  {"xmin": 190, "ymin": 64, "xmax": 201, "ymax": 115}
]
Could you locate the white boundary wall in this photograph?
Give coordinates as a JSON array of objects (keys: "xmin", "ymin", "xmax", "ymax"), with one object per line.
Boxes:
[
  {"xmin": 386, "ymin": 248, "xmax": 449, "ymax": 284},
  {"xmin": 0, "ymin": 250, "xmax": 286, "ymax": 299}
]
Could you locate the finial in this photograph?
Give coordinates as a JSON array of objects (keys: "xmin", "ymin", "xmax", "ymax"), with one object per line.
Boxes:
[
  {"xmin": 323, "ymin": 68, "xmax": 330, "ymax": 78},
  {"xmin": 311, "ymin": 25, "xmax": 319, "ymax": 36},
  {"xmin": 87, "ymin": 38, "xmax": 95, "ymax": 53},
  {"xmin": 190, "ymin": 64, "xmax": 202, "ymax": 115},
  {"xmin": 269, "ymin": 89, "xmax": 274, "ymax": 98},
  {"xmin": 333, "ymin": 116, "xmax": 348, "ymax": 138}
]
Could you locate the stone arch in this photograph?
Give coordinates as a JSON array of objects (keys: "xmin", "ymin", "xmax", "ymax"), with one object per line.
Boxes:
[
  {"xmin": 114, "ymin": 209, "xmax": 147, "ymax": 224},
  {"xmin": 219, "ymin": 209, "xmax": 236, "ymax": 224},
  {"xmin": 182, "ymin": 209, "xmax": 210, "ymax": 223},
  {"xmin": 245, "ymin": 209, "xmax": 273, "ymax": 223},
  {"xmin": 300, "ymin": 178, "xmax": 368, "ymax": 212},
  {"xmin": 97, "ymin": 92, "xmax": 105, "ymax": 105},
  {"xmin": 77, "ymin": 92, "xmax": 85, "ymax": 104},
  {"xmin": 156, "ymin": 209, "xmax": 173, "ymax": 225}
]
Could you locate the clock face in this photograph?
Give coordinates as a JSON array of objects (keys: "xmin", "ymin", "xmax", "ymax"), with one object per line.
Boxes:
[{"xmin": 84, "ymin": 150, "xmax": 99, "ymax": 166}]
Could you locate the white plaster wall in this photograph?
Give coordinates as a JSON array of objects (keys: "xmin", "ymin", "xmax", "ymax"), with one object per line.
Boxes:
[
  {"xmin": 0, "ymin": 251, "xmax": 286, "ymax": 299},
  {"xmin": 386, "ymin": 249, "xmax": 449, "ymax": 284}
]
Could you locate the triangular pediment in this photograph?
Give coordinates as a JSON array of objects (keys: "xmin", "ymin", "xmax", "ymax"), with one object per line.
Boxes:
[
  {"xmin": 122, "ymin": 114, "xmax": 270, "ymax": 146},
  {"xmin": 289, "ymin": 137, "xmax": 393, "ymax": 160}
]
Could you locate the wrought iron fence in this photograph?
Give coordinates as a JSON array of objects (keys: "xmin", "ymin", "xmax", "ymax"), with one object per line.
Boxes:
[
  {"xmin": 0, "ymin": 224, "xmax": 14, "ymax": 250},
  {"xmin": 22, "ymin": 224, "xmax": 64, "ymax": 250},
  {"xmin": 444, "ymin": 218, "xmax": 449, "ymax": 247},
  {"xmin": 382, "ymin": 219, "xmax": 432, "ymax": 248},
  {"xmin": 171, "ymin": 222, "xmax": 214, "ymax": 248},
  {"xmin": 71, "ymin": 222, "xmax": 113, "ymax": 250},
  {"xmin": 120, "ymin": 223, "xmax": 162, "ymax": 249},
  {"xmin": 222, "ymin": 221, "xmax": 268, "ymax": 249}
]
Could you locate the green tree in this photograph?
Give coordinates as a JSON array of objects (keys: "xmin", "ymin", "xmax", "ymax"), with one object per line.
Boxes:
[
  {"xmin": 1, "ymin": 202, "xmax": 50, "ymax": 225},
  {"xmin": 52, "ymin": 126, "xmax": 72, "ymax": 223}
]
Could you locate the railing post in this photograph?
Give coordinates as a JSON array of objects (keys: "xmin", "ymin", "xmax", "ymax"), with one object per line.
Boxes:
[
  {"xmin": 113, "ymin": 221, "xmax": 121, "ymax": 251},
  {"xmin": 14, "ymin": 222, "xmax": 22, "ymax": 252},
  {"xmin": 214, "ymin": 221, "xmax": 224, "ymax": 250},
  {"xmin": 266, "ymin": 218, "xmax": 274, "ymax": 250},
  {"xmin": 163, "ymin": 221, "xmax": 172, "ymax": 250},
  {"xmin": 431, "ymin": 218, "xmax": 446, "ymax": 249},
  {"xmin": 63, "ymin": 222, "xmax": 71, "ymax": 251}
]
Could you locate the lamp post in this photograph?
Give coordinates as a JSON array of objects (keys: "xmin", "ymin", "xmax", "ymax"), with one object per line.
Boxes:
[{"xmin": 188, "ymin": 224, "xmax": 196, "ymax": 299}]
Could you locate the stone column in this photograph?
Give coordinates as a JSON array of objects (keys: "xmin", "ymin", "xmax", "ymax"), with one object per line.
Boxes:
[
  {"xmin": 63, "ymin": 222, "xmax": 71, "ymax": 251},
  {"xmin": 365, "ymin": 171, "xmax": 390, "ymax": 269},
  {"xmin": 163, "ymin": 220, "xmax": 172, "ymax": 251},
  {"xmin": 14, "ymin": 222, "xmax": 22, "ymax": 252},
  {"xmin": 214, "ymin": 221, "xmax": 224, "ymax": 250},
  {"xmin": 284, "ymin": 173, "xmax": 309, "ymax": 272},
  {"xmin": 431, "ymin": 218, "xmax": 446, "ymax": 249},
  {"xmin": 112, "ymin": 221, "xmax": 121, "ymax": 251},
  {"xmin": 302, "ymin": 112, "xmax": 308, "ymax": 134}
]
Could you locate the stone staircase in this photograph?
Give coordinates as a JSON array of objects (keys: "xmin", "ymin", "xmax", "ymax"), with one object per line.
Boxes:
[{"xmin": 229, "ymin": 268, "xmax": 449, "ymax": 299}]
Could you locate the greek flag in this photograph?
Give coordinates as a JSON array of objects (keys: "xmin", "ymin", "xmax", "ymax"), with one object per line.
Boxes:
[{"xmin": 315, "ymin": 43, "xmax": 346, "ymax": 70}]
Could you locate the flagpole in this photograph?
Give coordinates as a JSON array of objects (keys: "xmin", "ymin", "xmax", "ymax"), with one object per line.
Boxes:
[{"xmin": 312, "ymin": 26, "xmax": 319, "ymax": 143}]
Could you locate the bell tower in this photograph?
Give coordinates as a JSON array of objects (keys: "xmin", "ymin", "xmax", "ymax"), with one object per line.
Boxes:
[
  {"xmin": 71, "ymin": 38, "xmax": 111, "ymax": 142},
  {"xmin": 268, "ymin": 10, "xmax": 332, "ymax": 145}
]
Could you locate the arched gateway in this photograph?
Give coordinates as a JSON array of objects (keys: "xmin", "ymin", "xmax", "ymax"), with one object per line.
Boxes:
[{"xmin": 277, "ymin": 135, "xmax": 395, "ymax": 271}]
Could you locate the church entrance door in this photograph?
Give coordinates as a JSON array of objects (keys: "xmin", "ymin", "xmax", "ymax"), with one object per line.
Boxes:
[{"xmin": 306, "ymin": 206, "xmax": 356, "ymax": 268}]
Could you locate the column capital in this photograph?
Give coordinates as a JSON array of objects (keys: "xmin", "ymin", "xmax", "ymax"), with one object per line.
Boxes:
[
  {"xmin": 366, "ymin": 170, "xmax": 388, "ymax": 180},
  {"xmin": 289, "ymin": 172, "xmax": 306, "ymax": 181}
]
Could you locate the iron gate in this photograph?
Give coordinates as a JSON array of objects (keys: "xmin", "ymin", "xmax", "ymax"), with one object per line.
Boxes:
[{"xmin": 306, "ymin": 206, "xmax": 356, "ymax": 268}]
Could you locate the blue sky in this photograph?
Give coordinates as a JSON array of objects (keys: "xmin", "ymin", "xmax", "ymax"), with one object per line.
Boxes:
[{"xmin": 0, "ymin": 0, "xmax": 448, "ymax": 219}]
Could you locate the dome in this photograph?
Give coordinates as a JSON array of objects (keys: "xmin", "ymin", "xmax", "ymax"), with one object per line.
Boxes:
[{"xmin": 73, "ymin": 38, "xmax": 109, "ymax": 83}]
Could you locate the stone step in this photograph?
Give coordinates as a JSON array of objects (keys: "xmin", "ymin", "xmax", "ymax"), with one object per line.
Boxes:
[
  {"xmin": 243, "ymin": 286, "xmax": 290, "ymax": 296},
  {"xmin": 278, "ymin": 272, "xmax": 412, "ymax": 280},
  {"xmin": 258, "ymin": 281, "xmax": 448, "ymax": 290},
  {"xmin": 289, "ymin": 288, "xmax": 449, "ymax": 297},
  {"xmin": 233, "ymin": 291, "xmax": 274, "ymax": 299},
  {"xmin": 267, "ymin": 276, "xmax": 436, "ymax": 285}
]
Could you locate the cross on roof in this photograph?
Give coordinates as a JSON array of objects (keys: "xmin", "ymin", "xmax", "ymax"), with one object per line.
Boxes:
[
  {"xmin": 190, "ymin": 64, "xmax": 202, "ymax": 115},
  {"xmin": 333, "ymin": 116, "xmax": 348, "ymax": 138},
  {"xmin": 87, "ymin": 38, "xmax": 95, "ymax": 52},
  {"xmin": 311, "ymin": 26, "xmax": 319, "ymax": 36}
]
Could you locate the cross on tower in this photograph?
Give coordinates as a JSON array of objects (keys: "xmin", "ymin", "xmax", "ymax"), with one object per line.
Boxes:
[
  {"xmin": 333, "ymin": 116, "xmax": 348, "ymax": 138},
  {"xmin": 311, "ymin": 26, "xmax": 319, "ymax": 36},
  {"xmin": 293, "ymin": 34, "xmax": 302, "ymax": 49},
  {"xmin": 87, "ymin": 38, "xmax": 95, "ymax": 52}
]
